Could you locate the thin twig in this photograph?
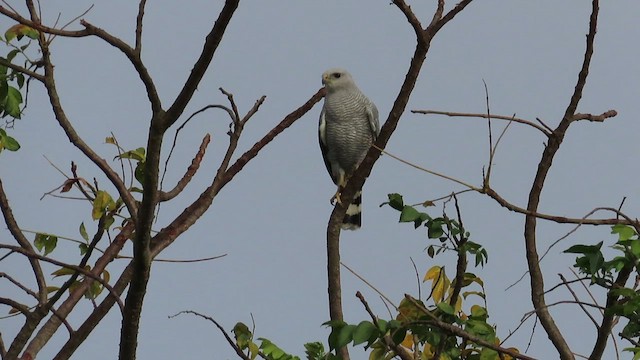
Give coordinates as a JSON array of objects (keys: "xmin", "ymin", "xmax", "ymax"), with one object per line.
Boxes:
[
  {"xmin": 169, "ymin": 310, "xmax": 251, "ymax": 360},
  {"xmin": 558, "ymin": 274, "xmax": 599, "ymax": 328},
  {"xmin": 373, "ymin": 144, "xmax": 480, "ymax": 191},
  {"xmin": 412, "ymin": 109, "xmax": 551, "ymax": 136},
  {"xmin": 341, "ymin": 262, "xmax": 397, "ymax": 311}
]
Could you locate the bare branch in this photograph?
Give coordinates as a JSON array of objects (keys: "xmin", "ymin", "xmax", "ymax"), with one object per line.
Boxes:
[
  {"xmin": 0, "ymin": 244, "xmax": 123, "ymax": 312},
  {"xmin": 558, "ymin": 274, "xmax": 599, "ymax": 328},
  {"xmin": 159, "ymin": 134, "xmax": 211, "ymax": 202},
  {"xmin": 0, "ymin": 6, "xmax": 90, "ymax": 37},
  {"xmin": 22, "ymin": 222, "xmax": 133, "ymax": 359},
  {"xmin": 80, "ymin": 19, "xmax": 162, "ymax": 114},
  {"xmin": 373, "ymin": 144, "xmax": 481, "ymax": 191},
  {"xmin": 169, "ymin": 310, "xmax": 251, "ymax": 360},
  {"xmin": 573, "ymin": 110, "xmax": 617, "ymax": 122},
  {"xmin": 0, "ymin": 179, "xmax": 47, "ymax": 303},
  {"xmin": 0, "ymin": 57, "xmax": 44, "ymax": 82},
  {"xmin": 355, "ymin": 292, "xmax": 413, "ymax": 360},
  {"xmin": 523, "ymin": 0, "xmax": 600, "ymax": 357},
  {"xmin": 341, "ymin": 262, "xmax": 397, "ymax": 311},
  {"xmin": 36, "ymin": 34, "xmax": 139, "ymax": 224},
  {"xmin": 135, "ymin": 0, "xmax": 147, "ymax": 53},
  {"xmin": 165, "ymin": 0, "xmax": 240, "ymax": 128},
  {"xmin": 412, "ymin": 109, "xmax": 551, "ymax": 136},
  {"xmin": 0, "ymin": 272, "xmax": 38, "ymax": 300}
]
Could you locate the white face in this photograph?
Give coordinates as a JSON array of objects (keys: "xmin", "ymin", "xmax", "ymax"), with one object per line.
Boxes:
[{"xmin": 322, "ymin": 68, "xmax": 354, "ymax": 90}]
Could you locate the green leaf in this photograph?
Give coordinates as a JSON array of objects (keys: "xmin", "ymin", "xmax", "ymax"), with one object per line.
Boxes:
[
  {"xmin": 303, "ymin": 342, "xmax": 325, "ymax": 360},
  {"xmin": 79, "ymin": 243, "xmax": 88, "ymax": 255},
  {"xmin": 382, "ymin": 193, "xmax": 404, "ymax": 211},
  {"xmin": 51, "ymin": 266, "xmax": 78, "ymax": 277},
  {"xmin": 399, "ymin": 205, "xmax": 420, "ymax": 222},
  {"xmin": 352, "ymin": 321, "xmax": 378, "ymax": 346},
  {"xmin": 427, "ymin": 220, "xmax": 445, "ymax": 239},
  {"xmin": 3, "ymin": 86, "xmax": 22, "ymax": 118},
  {"xmin": 5, "ymin": 24, "xmax": 38, "ymax": 42},
  {"xmin": 437, "ymin": 302, "xmax": 455, "ymax": 315},
  {"xmin": 16, "ymin": 72, "xmax": 24, "ymax": 88},
  {"xmin": 390, "ymin": 326, "xmax": 407, "ymax": 346},
  {"xmin": 469, "ymin": 305, "xmax": 488, "ymax": 320},
  {"xmin": 135, "ymin": 161, "xmax": 145, "ymax": 186},
  {"xmin": 564, "ymin": 241, "xmax": 603, "ymax": 254},
  {"xmin": 232, "ymin": 322, "xmax": 252, "ymax": 349},
  {"xmin": 0, "ymin": 129, "xmax": 20, "ymax": 151},
  {"xmin": 116, "ymin": 147, "xmax": 146, "ymax": 162},
  {"xmin": 335, "ymin": 324, "xmax": 355, "ymax": 349},
  {"xmin": 427, "ymin": 245, "xmax": 435, "ymax": 258},
  {"xmin": 465, "ymin": 319, "xmax": 495, "ymax": 340},
  {"xmin": 79, "ymin": 222, "xmax": 89, "ymax": 241},
  {"xmin": 613, "ymin": 224, "xmax": 637, "ymax": 241},
  {"xmin": 479, "ymin": 347, "xmax": 499, "ymax": 360},
  {"xmin": 34, "ymin": 233, "xmax": 57, "ymax": 256},
  {"xmin": 462, "ymin": 291, "xmax": 486, "ymax": 300},
  {"xmin": 92, "ymin": 190, "xmax": 115, "ymax": 220}
]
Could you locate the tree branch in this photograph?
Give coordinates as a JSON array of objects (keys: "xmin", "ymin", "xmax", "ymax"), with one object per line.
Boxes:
[
  {"xmin": 21, "ymin": 222, "xmax": 133, "ymax": 359},
  {"xmin": 412, "ymin": 109, "xmax": 552, "ymax": 136},
  {"xmin": 36, "ymin": 32, "xmax": 139, "ymax": 224},
  {"xmin": 326, "ymin": 3, "xmax": 474, "ymax": 358},
  {"xmin": 159, "ymin": 134, "xmax": 211, "ymax": 202},
  {"xmin": 355, "ymin": 292, "xmax": 413, "ymax": 360},
  {"xmin": 405, "ymin": 295, "xmax": 536, "ymax": 360},
  {"xmin": 165, "ymin": 0, "xmax": 240, "ymax": 128},
  {"xmin": 523, "ymin": 0, "xmax": 599, "ymax": 358},
  {"xmin": 0, "ymin": 179, "xmax": 46, "ymax": 303},
  {"xmin": 169, "ymin": 310, "xmax": 252, "ymax": 360},
  {"xmin": 80, "ymin": 20, "xmax": 162, "ymax": 114},
  {"xmin": 0, "ymin": 57, "xmax": 44, "ymax": 82}
]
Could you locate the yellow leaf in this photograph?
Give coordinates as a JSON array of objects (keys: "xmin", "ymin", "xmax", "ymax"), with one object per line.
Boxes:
[
  {"xmin": 421, "ymin": 343, "xmax": 434, "ymax": 359},
  {"xmin": 423, "ymin": 266, "xmax": 442, "ymax": 281},
  {"xmin": 423, "ymin": 266, "xmax": 451, "ymax": 303},
  {"xmin": 400, "ymin": 333, "xmax": 413, "ymax": 348}
]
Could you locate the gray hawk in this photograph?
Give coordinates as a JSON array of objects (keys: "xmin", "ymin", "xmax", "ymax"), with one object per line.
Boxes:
[{"xmin": 318, "ymin": 68, "xmax": 380, "ymax": 230}]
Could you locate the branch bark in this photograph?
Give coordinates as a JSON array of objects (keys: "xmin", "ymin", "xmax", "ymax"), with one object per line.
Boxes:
[
  {"xmin": 326, "ymin": 2, "xmax": 475, "ymax": 359},
  {"xmin": 523, "ymin": 1, "xmax": 599, "ymax": 358}
]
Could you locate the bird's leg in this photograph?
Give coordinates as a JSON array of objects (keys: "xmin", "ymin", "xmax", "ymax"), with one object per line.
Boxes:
[
  {"xmin": 330, "ymin": 171, "xmax": 350, "ymax": 205},
  {"xmin": 330, "ymin": 186, "xmax": 343, "ymax": 205}
]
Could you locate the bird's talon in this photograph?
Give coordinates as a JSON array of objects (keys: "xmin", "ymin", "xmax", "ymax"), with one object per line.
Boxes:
[{"xmin": 330, "ymin": 192, "xmax": 343, "ymax": 206}]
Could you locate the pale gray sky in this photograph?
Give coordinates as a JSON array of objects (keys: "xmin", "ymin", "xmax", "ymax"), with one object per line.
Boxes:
[{"xmin": 2, "ymin": 1, "xmax": 639, "ymax": 359}]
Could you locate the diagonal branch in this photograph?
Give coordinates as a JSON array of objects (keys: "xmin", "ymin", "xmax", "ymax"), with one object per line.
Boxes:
[
  {"xmin": 80, "ymin": 20, "xmax": 162, "ymax": 114},
  {"xmin": 405, "ymin": 295, "xmax": 536, "ymax": 360},
  {"xmin": 0, "ymin": 57, "xmax": 44, "ymax": 82},
  {"xmin": 326, "ymin": 3, "xmax": 475, "ymax": 359},
  {"xmin": 0, "ymin": 179, "xmax": 46, "ymax": 303},
  {"xmin": 159, "ymin": 134, "xmax": 211, "ymax": 202},
  {"xmin": 165, "ymin": 0, "xmax": 240, "ymax": 128},
  {"xmin": 35, "ymin": 33, "xmax": 139, "ymax": 224},
  {"xmin": 152, "ymin": 89, "xmax": 324, "ymax": 257},
  {"xmin": 134, "ymin": 0, "xmax": 147, "ymax": 54},
  {"xmin": 523, "ymin": 0, "xmax": 599, "ymax": 358}
]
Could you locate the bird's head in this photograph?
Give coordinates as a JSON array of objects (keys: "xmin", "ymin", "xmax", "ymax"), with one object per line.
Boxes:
[{"xmin": 322, "ymin": 68, "xmax": 356, "ymax": 92}]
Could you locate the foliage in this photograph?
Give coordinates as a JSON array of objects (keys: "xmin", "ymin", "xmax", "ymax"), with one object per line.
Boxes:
[
  {"xmin": 0, "ymin": 24, "xmax": 38, "ymax": 153},
  {"xmin": 565, "ymin": 224, "xmax": 640, "ymax": 358}
]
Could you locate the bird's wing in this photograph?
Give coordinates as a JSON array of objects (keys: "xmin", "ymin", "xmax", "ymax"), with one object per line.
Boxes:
[
  {"xmin": 318, "ymin": 107, "xmax": 336, "ymax": 183},
  {"xmin": 366, "ymin": 100, "xmax": 380, "ymax": 140}
]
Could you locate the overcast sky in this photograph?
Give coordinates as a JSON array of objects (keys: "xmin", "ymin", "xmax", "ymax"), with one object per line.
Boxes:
[{"xmin": 2, "ymin": 1, "xmax": 639, "ymax": 359}]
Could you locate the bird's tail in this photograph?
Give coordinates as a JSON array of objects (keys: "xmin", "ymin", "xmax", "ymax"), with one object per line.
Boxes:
[{"xmin": 342, "ymin": 190, "xmax": 362, "ymax": 230}]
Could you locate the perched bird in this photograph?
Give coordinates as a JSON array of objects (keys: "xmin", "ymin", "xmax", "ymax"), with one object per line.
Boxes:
[{"xmin": 318, "ymin": 68, "xmax": 380, "ymax": 230}]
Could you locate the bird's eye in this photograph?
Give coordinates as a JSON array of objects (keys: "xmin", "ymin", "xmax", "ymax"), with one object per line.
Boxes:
[{"xmin": 333, "ymin": 73, "xmax": 341, "ymax": 79}]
